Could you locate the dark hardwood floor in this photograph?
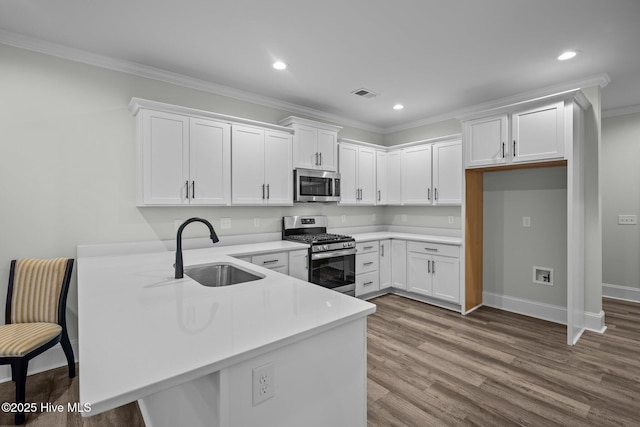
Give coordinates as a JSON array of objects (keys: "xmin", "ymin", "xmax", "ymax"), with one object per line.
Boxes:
[
  {"xmin": 0, "ymin": 296, "xmax": 638, "ymax": 426},
  {"xmin": 368, "ymin": 295, "xmax": 640, "ymax": 426}
]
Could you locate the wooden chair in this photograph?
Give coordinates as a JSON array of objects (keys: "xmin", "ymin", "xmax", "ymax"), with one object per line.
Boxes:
[{"xmin": 0, "ymin": 258, "xmax": 76, "ymax": 425}]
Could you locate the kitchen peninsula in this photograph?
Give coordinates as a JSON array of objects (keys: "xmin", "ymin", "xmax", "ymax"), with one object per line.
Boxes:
[{"xmin": 77, "ymin": 240, "xmax": 376, "ymax": 427}]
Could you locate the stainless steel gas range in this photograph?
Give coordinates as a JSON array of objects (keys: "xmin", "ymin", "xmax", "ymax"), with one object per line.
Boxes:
[{"xmin": 282, "ymin": 215, "xmax": 356, "ymax": 296}]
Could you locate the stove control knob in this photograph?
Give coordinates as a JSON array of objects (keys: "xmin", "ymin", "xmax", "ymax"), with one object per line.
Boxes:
[{"xmin": 323, "ymin": 245, "xmax": 329, "ymax": 251}]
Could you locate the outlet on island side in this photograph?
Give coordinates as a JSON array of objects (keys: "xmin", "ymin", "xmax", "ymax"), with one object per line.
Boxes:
[{"xmin": 252, "ymin": 362, "xmax": 275, "ymax": 406}]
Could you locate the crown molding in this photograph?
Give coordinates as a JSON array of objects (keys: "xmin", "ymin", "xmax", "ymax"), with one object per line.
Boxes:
[
  {"xmin": 384, "ymin": 73, "xmax": 611, "ymax": 134},
  {"xmin": 602, "ymin": 104, "xmax": 640, "ymax": 119},
  {"xmin": 0, "ymin": 30, "xmax": 385, "ymax": 134}
]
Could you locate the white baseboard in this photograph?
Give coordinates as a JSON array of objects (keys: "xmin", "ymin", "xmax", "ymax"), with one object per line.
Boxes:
[
  {"xmin": 602, "ymin": 283, "xmax": 640, "ymax": 303},
  {"xmin": 585, "ymin": 310, "xmax": 607, "ymax": 334},
  {"xmin": 0, "ymin": 339, "xmax": 79, "ymax": 383},
  {"xmin": 482, "ymin": 292, "xmax": 604, "ymax": 333},
  {"xmin": 483, "ymin": 292, "xmax": 567, "ymax": 324}
]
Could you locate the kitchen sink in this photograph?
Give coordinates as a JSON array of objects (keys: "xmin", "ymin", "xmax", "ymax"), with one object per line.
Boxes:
[{"xmin": 184, "ymin": 262, "xmax": 264, "ymax": 287}]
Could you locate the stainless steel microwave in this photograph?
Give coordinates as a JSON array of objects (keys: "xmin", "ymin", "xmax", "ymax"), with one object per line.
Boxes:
[{"xmin": 294, "ymin": 169, "xmax": 341, "ymax": 202}]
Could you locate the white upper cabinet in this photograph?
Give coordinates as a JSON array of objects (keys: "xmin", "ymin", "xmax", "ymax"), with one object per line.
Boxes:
[
  {"xmin": 511, "ymin": 101, "xmax": 564, "ymax": 163},
  {"xmin": 402, "ymin": 144, "xmax": 432, "ymax": 205},
  {"xmin": 432, "ymin": 140, "xmax": 462, "ymax": 205},
  {"xmin": 231, "ymin": 125, "xmax": 292, "ymax": 205},
  {"xmin": 338, "ymin": 142, "xmax": 376, "ymax": 205},
  {"xmin": 189, "ymin": 118, "xmax": 232, "ymax": 205},
  {"xmin": 137, "ymin": 109, "xmax": 231, "ymax": 206},
  {"xmin": 464, "ymin": 115, "xmax": 509, "ymax": 168},
  {"xmin": 375, "ymin": 151, "xmax": 387, "ymax": 205},
  {"xmin": 278, "ymin": 116, "xmax": 341, "ymax": 171},
  {"xmin": 464, "ymin": 101, "xmax": 565, "ymax": 168},
  {"xmin": 386, "ymin": 151, "xmax": 402, "ymax": 205}
]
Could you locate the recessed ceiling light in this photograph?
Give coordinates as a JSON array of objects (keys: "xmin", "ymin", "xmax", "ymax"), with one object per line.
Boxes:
[
  {"xmin": 557, "ymin": 50, "xmax": 578, "ymax": 61},
  {"xmin": 393, "ymin": 104, "xmax": 404, "ymax": 110},
  {"xmin": 273, "ymin": 61, "xmax": 287, "ymax": 70}
]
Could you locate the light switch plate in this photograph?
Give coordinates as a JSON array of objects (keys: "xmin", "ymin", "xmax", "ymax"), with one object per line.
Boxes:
[
  {"xmin": 523, "ymin": 217, "xmax": 531, "ymax": 227},
  {"xmin": 618, "ymin": 215, "xmax": 637, "ymax": 225}
]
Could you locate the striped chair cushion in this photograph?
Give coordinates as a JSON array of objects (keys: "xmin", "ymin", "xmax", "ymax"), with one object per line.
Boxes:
[
  {"xmin": 0, "ymin": 323, "xmax": 62, "ymax": 357},
  {"xmin": 11, "ymin": 258, "xmax": 68, "ymax": 324}
]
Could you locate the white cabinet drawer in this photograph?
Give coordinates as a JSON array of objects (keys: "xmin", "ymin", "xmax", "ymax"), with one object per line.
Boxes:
[
  {"xmin": 406, "ymin": 241, "xmax": 459, "ymax": 258},
  {"xmin": 356, "ymin": 271, "xmax": 379, "ymax": 296},
  {"xmin": 251, "ymin": 251, "xmax": 288, "ymax": 270},
  {"xmin": 357, "ymin": 252, "xmax": 379, "ymax": 274},
  {"xmin": 356, "ymin": 241, "xmax": 378, "ymax": 254}
]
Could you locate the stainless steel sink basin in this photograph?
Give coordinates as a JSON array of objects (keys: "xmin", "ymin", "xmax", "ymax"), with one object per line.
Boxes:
[{"xmin": 184, "ymin": 262, "xmax": 264, "ymax": 287}]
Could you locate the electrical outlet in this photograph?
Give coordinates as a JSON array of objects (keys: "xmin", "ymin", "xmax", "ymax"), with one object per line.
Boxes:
[
  {"xmin": 401, "ymin": 214, "xmax": 407, "ymax": 222},
  {"xmin": 252, "ymin": 362, "xmax": 275, "ymax": 406},
  {"xmin": 253, "ymin": 217, "xmax": 260, "ymax": 227},
  {"xmin": 523, "ymin": 216, "xmax": 531, "ymax": 227},
  {"xmin": 220, "ymin": 218, "xmax": 232, "ymax": 229},
  {"xmin": 618, "ymin": 214, "xmax": 637, "ymax": 225},
  {"xmin": 174, "ymin": 219, "xmax": 184, "ymax": 232},
  {"xmin": 341, "ymin": 215, "xmax": 346, "ymax": 223},
  {"xmin": 448, "ymin": 216, "xmax": 454, "ymax": 224}
]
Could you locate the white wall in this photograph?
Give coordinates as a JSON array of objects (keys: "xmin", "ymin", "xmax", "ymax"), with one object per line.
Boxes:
[
  {"xmin": 602, "ymin": 112, "xmax": 640, "ymax": 291},
  {"xmin": 483, "ymin": 168, "xmax": 568, "ymax": 306}
]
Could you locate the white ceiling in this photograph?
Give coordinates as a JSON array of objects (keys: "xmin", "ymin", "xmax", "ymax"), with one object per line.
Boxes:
[{"xmin": 1, "ymin": 0, "xmax": 639, "ymax": 132}]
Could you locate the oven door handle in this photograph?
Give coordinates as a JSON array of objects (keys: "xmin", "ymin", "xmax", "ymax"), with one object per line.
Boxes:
[{"xmin": 311, "ymin": 249, "xmax": 356, "ymax": 260}]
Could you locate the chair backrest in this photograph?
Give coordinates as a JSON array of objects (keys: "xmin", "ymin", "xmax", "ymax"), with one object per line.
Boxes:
[{"xmin": 6, "ymin": 258, "xmax": 74, "ymax": 325}]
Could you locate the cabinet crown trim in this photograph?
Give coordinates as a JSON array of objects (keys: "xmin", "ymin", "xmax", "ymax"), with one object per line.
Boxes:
[
  {"xmin": 346, "ymin": 134, "xmax": 461, "ymax": 153},
  {"xmin": 128, "ymin": 97, "xmax": 294, "ymax": 133},
  {"xmin": 277, "ymin": 116, "xmax": 343, "ymax": 132},
  {"xmin": 457, "ymin": 89, "xmax": 591, "ymax": 122}
]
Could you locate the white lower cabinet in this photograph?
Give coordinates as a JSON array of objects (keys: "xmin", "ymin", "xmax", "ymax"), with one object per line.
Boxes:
[
  {"xmin": 391, "ymin": 240, "xmax": 407, "ymax": 290},
  {"xmin": 406, "ymin": 241, "xmax": 459, "ymax": 303},
  {"xmin": 379, "ymin": 240, "xmax": 392, "ymax": 289},
  {"xmin": 251, "ymin": 251, "xmax": 288, "ymax": 275},
  {"xmin": 355, "ymin": 242, "xmax": 380, "ymax": 297},
  {"xmin": 288, "ymin": 249, "xmax": 309, "ymax": 281}
]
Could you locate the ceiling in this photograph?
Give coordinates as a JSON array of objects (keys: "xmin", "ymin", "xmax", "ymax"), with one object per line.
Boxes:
[{"xmin": 1, "ymin": 0, "xmax": 639, "ymax": 133}]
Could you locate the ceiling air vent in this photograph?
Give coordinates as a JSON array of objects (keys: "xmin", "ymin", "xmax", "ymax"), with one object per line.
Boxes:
[{"xmin": 351, "ymin": 88, "xmax": 379, "ymax": 99}]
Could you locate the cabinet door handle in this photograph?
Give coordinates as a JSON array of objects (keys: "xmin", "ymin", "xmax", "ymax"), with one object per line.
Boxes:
[
  {"xmin": 428, "ymin": 260, "xmax": 431, "ymax": 273},
  {"xmin": 262, "ymin": 259, "xmax": 279, "ymax": 264},
  {"xmin": 502, "ymin": 142, "xmax": 505, "ymax": 158},
  {"xmin": 427, "ymin": 188, "xmax": 431, "ymax": 201},
  {"xmin": 513, "ymin": 140, "xmax": 516, "ymax": 156},
  {"xmin": 432, "ymin": 260, "xmax": 436, "ymax": 274},
  {"xmin": 267, "ymin": 184, "xmax": 270, "ymax": 199},
  {"xmin": 364, "ymin": 245, "xmax": 374, "ymax": 250},
  {"xmin": 315, "ymin": 152, "xmax": 319, "ymax": 165},
  {"xmin": 192, "ymin": 181, "xmax": 195, "ymax": 199},
  {"xmin": 363, "ymin": 281, "xmax": 374, "ymax": 286},
  {"xmin": 305, "ymin": 255, "xmax": 308, "ymax": 269},
  {"xmin": 363, "ymin": 261, "xmax": 374, "ymax": 266},
  {"xmin": 425, "ymin": 247, "xmax": 438, "ymax": 252},
  {"xmin": 378, "ymin": 190, "xmax": 381, "ymax": 201},
  {"xmin": 434, "ymin": 188, "xmax": 438, "ymax": 201},
  {"xmin": 319, "ymin": 152, "xmax": 322, "ymax": 166},
  {"xmin": 185, "ymin": 181, "xmax": 190, "ymax": 200},
  {"xmin": 381, "ymin": 245, "xmax": 385, "ymax": 257},
  {"xmin": 262, "ymin": 184, "xmax": 265, "ymax": 199}
]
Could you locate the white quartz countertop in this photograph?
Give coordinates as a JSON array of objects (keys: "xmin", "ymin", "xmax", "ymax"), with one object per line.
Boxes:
[
  {"xmin": 351, "ymin": 232, "xmax": 462, "ymax": 246},
  {"xmin": 77, "ymin": 243, "xmax": 376, "ymax": 415}
]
